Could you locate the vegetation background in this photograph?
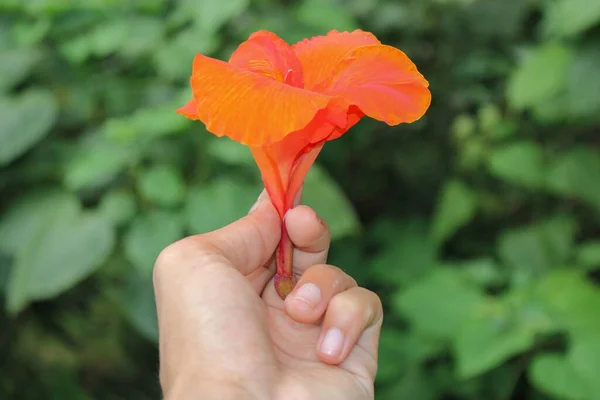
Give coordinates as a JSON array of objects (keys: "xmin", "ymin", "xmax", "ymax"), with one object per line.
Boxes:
[{"xmin": 1, "ymin": 0, "xmax": 600, "ymax": 398}]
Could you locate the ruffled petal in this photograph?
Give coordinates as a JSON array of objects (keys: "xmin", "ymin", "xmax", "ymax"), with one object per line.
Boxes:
[
  {"xmin": 325, "ymin": 45, "xmax": 431, "ymax": 125},
  {"xmin": 229, "ymin": 30, "xmax": 304, "ymax": 88},
  {"xmin": 292, "ymin": 30, "xmax": 380, "ymax": 91},
  {"xmin": 183, "ymin": 53, "xmax": 331, "ymax": 146}
]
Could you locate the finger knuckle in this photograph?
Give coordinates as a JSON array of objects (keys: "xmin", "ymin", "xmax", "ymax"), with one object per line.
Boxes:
[{"xmin": 152, "ymin": 235, "xmax": 206, "ymax": 284}]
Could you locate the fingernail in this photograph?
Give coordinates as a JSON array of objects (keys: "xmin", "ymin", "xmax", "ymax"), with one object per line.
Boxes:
[
  {"xmin": 289, "ymin": 283, "xmax": 321, "ymax": 309},
  {"xmin": 249, "ymin": 189, "xmax": 268, "ymax": 214},
  {"xmin": 320, "ymin": 328, "xmax": 345, "ymax": 358}
]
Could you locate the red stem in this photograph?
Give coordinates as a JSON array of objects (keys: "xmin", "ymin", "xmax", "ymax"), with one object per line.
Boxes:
[{"xmin": 274, "ymin": 212, "xmax": 296, "ymax": 299}]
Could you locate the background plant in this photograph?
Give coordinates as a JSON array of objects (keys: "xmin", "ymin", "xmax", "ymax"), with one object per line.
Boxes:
[{"xmin": 1, "ymin": 0, "xmax": 599, "ymax": 399}]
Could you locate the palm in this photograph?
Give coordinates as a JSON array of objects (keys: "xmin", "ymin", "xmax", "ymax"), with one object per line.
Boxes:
[{"xmin": 263, "ymin": 301, "xmax": 374, "ymax": 399}]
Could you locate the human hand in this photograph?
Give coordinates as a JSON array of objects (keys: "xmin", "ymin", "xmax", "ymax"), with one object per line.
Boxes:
[{"xmin": 153, "ymin": 191, "xmax": 383, "ymax": 400}]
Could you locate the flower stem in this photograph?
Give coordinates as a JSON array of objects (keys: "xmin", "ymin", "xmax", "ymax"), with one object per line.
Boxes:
[{"xmin": 274, "ymin": 218, "xmax": 296, "ymax": 299}]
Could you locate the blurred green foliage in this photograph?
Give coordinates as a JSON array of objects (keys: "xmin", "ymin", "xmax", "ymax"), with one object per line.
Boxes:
[{"xmin": 1, "ymin": 0, "xmax": 600, "ymax": 399}]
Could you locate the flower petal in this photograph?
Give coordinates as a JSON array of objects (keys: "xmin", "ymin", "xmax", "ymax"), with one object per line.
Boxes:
[
  {"xmin": 325, "ymin": 45, "xmax": 431, "ymax": 125},
  {"xmin": 293, "ymin": 30, "xmax": 380, "ymax": 91},
  {"xmin": 185, "ymin": 53, "xmax": 331, "ymax": 146},
  {"xmin": 229, "ymin": 30, "xmax": 304, "ymax": 88},
  {"xmin": 176, "ymin": 98, "xmax": 200, "ymax": 119}
]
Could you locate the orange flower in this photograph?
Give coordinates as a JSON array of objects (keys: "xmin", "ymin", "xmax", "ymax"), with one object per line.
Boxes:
[{"xmin": 177, "ymin": 30, "xmax": 431, "ymax": 298}]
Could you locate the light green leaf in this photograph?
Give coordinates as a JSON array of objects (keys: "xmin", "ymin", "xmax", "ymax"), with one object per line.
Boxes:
[
  {"xmin": 138, "ymin": 164, "xmax": 186, "ymax": 207},
  {"xmin": 430, "ymin": 180, "xmax": 478, "ymax": 246},
  {"xmin": 185, "ymin": 179, "xmax": 259, "ymax": 234},
  {"xmin": 529, "ymin": 354, "xmax": 590, "ymax": 400},
  {"xmin": 498, "ymin": 216, "xmax": 576, "ymax": 278},
  {"xmin": 208, "ymin": 137, "xmax": 254, "ymax": 166},
  {"xmin": 0, "ymin": 191, "xmax": 80, "ymax": 255},
  {"xmin": 153, "ymin": 27, "xmax": 221, "ymax": 80},
  {"xmin": 0, "ymin": 90, "xmax": 58, "ymax": 165},
  {"xmin": 64, "ymin": 134, "xmax": 139, "ymax": 190},
  {"xmin": 303, "ymin": 165, "xmax": 360, "ymax": 241},
  {"xmin": 183, "ymin": 0, "xmax": 250, "ymax": 33},
  {"xmin": 569, "ymin": 339, "xmax": 600, "ymax": 397},
  {"xmin": 543, "ymin": 0, "xmax": 600, "ymax": 37},
  {"xmin": 535, "ymin": 270, "xmax": 600, "ymax": 339},
  {"xmin": 98, "ymin": 189, "xmax": 138, "ymax": 226},
  {"xmin": 454, "ymin": 306, "xmax": 537, "ymax": 378},
  {"xmin": 576, "ymin": 241, "xmax": 600, "ymax": 270},
  {"xmin": 297, "ymin": 0, "xmax": 357, "ymax": 32},
  {"xmin": 567, "ymin": 45, "xmax": 600, "ymax": 119},
  {"xmin": 124, "ymin": 211, "xmax": 184, "ymax": 277},
  {"xmin": 393, "ymin": 269, "xmax": 488, "ymax": 339},
  {"xmin": 0, "ymin": 48, "xmax": 41, "ymax": 92},
  {"xmin": 507, "ymin": 43, "xmax": 572, "ymax": 110},
  {"xmin": 546, "ymin": 147, "xmax": 600, "ymax": 212},
  {"xmin": 7, "ymin": 208, "xmax": 115, "ymax": 314},
  {"xmin": 487, "ymin": 141, "xmax": 545, "ymax": 188}
]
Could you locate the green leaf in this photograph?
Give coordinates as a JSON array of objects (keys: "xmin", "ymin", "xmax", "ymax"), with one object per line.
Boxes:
[
  {"xmin": 487, "ymin": 141, "xmax": 545, "ymax": 188},
  {"xmin": 0, "ymin": 191, "xmax": 80, "ymax": 255},
  {"xmin": 64, "ymin": 134, "xmax": 139, "ymax": 190},
  {"xmin": 0, "ymin": 90, "xmax": 58, "ymax": 165},
  {"xmin": 543, "ymin": 0, "xmax": 600, "ymax": 37},
  {"xmin": 507, "ymin": 43, "xmax": 572, "ymax": 110},
  {"xmin": 303, "ymin": 165, "xmax": 361, "ymax": 241},
  {"xmin": 569, "ymin": 339, "xmax": 600, "ymax": 396},
  {"xmin": 98, "ymin": 189, "xmax": 137, "ymax": 226},
  {"xmin": 0, "ymin": 48, "xmax": 41, "ymax": 92},
  {"xmin": 454, "ymin": 306, "xmax": 537, "ymax": 378},
  {"xmin": 430, "ymin": 180, "xmax": 478, "ymax": 246},
  {"xmin": 297, "ymin": 0, "xmax": 357, "ymax": 32},
  {"xmin": 535, "ymin": 270, "xmax": 600, "ymax": 339},
  {"xmin": 546, "ymin": 147, "xmax": 600, "ymax": 212},
  {"xmin": 566, "ymin": 45, "xmax": 600, "ymax": 119},
  {"xmin": 185, "ymin": 179, "xmax": 259, "ymax": 234},
  {"xmin": 117, "ymin": 273, "xmax": 158, "ymax": 342},
  {"xmin": 393, "ymin": 269, "xmax": 488, "ymax": 339},
  {"xmin": 153, "ymin": 27, "xmax": 221, "ymax": 80},
  {"xmin": 529, "ymin": 354, "xmax": 590, "ymax": 400},
  {"xmin": 576, "ymin": 241, "xmax": 600, "ymax": 270},
  {"xmin": 6, "ymin": 207, "xmax": 115, "ymax": 314},
  {"xmin": 181, "ymin": 0, "xmax": 250, "ymax": 33},
  {"xmin": 138, "ymin": 164, "xmax": 186, "ymax": 207},
  {"xmin": 124, "ymin": 211, "xmax": 184, "ymax": 277},
  {"xmin": 498, "ymin": 216, "xmax": 576, "ymax": 279},
  {"xmin": 208, "ymin": 137, "xmax": 254, "ymax": 166},
  {"xmin": 372, "ymin": 219, "xmax": 438, "ymax": 286},
  {"xmin": 377, "ymin": 328, "xmax": 443, "ymax": 383}
]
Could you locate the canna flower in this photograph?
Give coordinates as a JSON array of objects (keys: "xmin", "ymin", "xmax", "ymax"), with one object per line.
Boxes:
[{"xmin": 177, "ymin": 30, "xmax": 431, "ymax": 298}]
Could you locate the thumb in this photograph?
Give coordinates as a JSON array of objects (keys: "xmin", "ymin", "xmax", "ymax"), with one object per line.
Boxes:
[{"xmin": 205, "ymin": 189, "xmax": 281, "ymax": 274}]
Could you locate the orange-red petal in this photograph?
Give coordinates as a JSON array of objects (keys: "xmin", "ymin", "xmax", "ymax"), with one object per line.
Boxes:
[
  {"xmin": 292, "ymin": 30, "xmax": 380, "ymax": 91},
  {"xmin": 176, "ymin": 98, "xmax": 201, "ymax": 119},
  {"xmin": 229, "ymin": 30, "xmax": 304, "ymax": 88},
  {"xmin": 186, "ymin": 53, "xmax": 332, "ymax": 146},
  {"xmin": 325, "ymin": 45, "xmax": 431, "ymax": 125}
]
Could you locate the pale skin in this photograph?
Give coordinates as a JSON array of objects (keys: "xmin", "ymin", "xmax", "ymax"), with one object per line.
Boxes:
[{"xmin": 153, "ymin": 190, "xmax": 384, "ymax": 400}]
